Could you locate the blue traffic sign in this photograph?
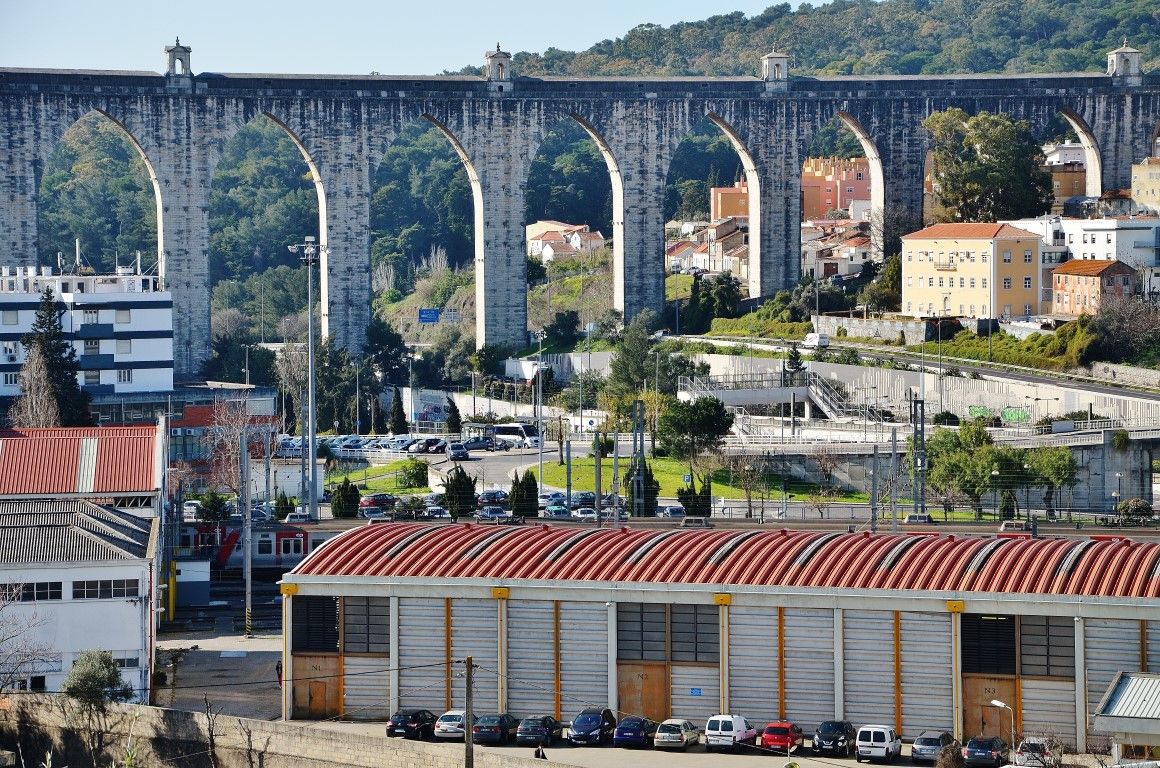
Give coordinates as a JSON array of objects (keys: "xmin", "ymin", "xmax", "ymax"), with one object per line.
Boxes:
[
  {"xmin": 690, "ymin": 687, "xmax": 702, "ymax": 696},
  {"xmin": 418, "ymin": 308, "xmax": 441, "ymax": 324},
  {"xmin": 683, "ymin": 474, "xmax": 692, "ymax": 484}
]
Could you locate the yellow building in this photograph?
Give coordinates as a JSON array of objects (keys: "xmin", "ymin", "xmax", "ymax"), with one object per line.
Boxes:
[
  {"xmin": 901, "ymin": 223, "xmax": 1042, "ymax": 319},
  {"xmin": 1132, "ymin": 156, "xmax": 1160, "ymax": 214}
]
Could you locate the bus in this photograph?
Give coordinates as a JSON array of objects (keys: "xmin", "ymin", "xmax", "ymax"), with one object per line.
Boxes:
[{"xmin": 492, "ymin": 422, "xmax": 540, "ymax": 448}]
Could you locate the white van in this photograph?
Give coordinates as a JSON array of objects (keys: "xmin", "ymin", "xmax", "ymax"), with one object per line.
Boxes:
[
  {"xmin": 856, "ymin": 724, "xmax": 902, "ymax": 763},
  {"xmin": 802, "ymin": 332, "xmax": 830, "ymax": 349},
  {"xmin": 704, "ymin": 714, "xmax": 757, "ymax": 752},
  {"xmin": 284, "ymin": 512, "xmax": 315, "ymax": 524}
]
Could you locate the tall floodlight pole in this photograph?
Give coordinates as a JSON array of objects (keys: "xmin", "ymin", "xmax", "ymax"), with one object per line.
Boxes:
[
  {"xmin": 537, "ymin": 330, "xmax": 545, "ymax": 500},
  {"xmin": 288, "ymin": 236, "xmax": 321, "ymax": 521}
]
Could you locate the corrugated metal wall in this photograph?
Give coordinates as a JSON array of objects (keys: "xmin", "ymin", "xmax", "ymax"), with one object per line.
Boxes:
[
  {"xmin": 506, "ymin": 600, "xmax": 557, "ymax": 717},
  {"xmin": 397, "ymin": 597, "xmax": 445, "ymax": 709},
  {"xmin": 559, "ymin": 601, "xmax": 608, "ymax": 716},
  {"xmin": 671, "ymin": 665, "xmax": 720, "ymax": 725},
  {"xmin": 342, "ymin": 655, "xmax": 392, "ymax": 720},
  {"xmin": 900, "ymin": 612, "xmax": 954, "ymax": 736},
  {"xmin": 728, "ymin": 606, "xmax": 779, "ymax": 724},
  {"xmin": 784, "ymin": 608, "xmax": 835, "ymax": 732},
  {"xmin": 452, "ymin": 598, "xmax": 500, "ymax": 712},
  {"xmin": 1084, "ymin": 619, "xmax": 1139, "ymax": 741},
  {"xmin": 843, "ymin": 610, "xmax": 896, "ymax": 729},
  {"xmin": 1148, "ymin": 621, "xmax": 1160, "ymax": 673},
  {"xmin": 1020, "ymin": 678, "xmax": 1077, "ymax": 748}
]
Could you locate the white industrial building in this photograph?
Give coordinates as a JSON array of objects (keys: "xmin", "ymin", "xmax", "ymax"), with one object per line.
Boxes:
[
  {"xmin": 281, "ymin": 524, "xmax": 1160, "ymax": 752},
  {"xmin": 0, "ymin": 264, "xmax": 173, "ymax": 397}
]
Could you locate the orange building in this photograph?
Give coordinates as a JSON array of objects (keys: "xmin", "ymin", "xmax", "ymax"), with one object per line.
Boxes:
[
  {"xmin": 801, "ymin": 157, "xmax": 872, "ymax": 220},
  {"xmin": 1051, "ymin": 259, "xmax": 1138, "ymax": 317},
  {"xmin": 710, "ymin": 180, "xmax": 749, "ymax": 222},
  {"xmin": 1049, "ymin": 162, "xmax": 1087, "ymax": 213}
]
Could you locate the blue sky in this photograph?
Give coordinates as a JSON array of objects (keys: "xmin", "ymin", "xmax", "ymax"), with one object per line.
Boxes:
[{"xmin": 1, "ymin": 0, "xmax": 783, "ymax": 75}]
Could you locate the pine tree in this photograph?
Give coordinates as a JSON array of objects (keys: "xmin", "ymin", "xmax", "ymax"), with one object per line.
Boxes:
[
  {"xmin": 443, "ymin": 464, "xmax": 477, "ymax": 521},
  {"xmin": 508, "ymin": 472, "xmax": 524, "ymax": 515},
  {"xmin": 445, "ymin": 396, "xmax": 462, "ymax": 435},
  {"xmin": 624, "ymin": 459, "xmax": 660, "ymax": 517},
  {"xmin": 785, "ymin": 343, "xmax": 804, "ymax": 372},
  {"xmin": 518, "ymin": 469, "xmax": 539, "ymax": 517},
  {"xmin": 21, "ymin": 288, "xmax": 91, "ymax": 426},
  {"xmin": 388, "ymin": 388, "xmax": 408, "ymax": 434}
]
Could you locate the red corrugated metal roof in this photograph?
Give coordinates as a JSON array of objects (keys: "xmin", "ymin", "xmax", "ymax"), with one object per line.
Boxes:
[
  {"xmin": 290, "ymin": 524, "xmax": 1160, "ymax": 599},
  {"xmin": 0, "ymin": 426, "xmax": 158, "ymax": 495}
]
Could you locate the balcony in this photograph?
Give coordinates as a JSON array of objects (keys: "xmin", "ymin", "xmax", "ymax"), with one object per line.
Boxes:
[
  {"xmin": 77, "ymin": 353, "xmax": 113, "ymax": 370},
  {"xmin": 933, "ymin": 260, "xmax": 956, "ymax": 271}
]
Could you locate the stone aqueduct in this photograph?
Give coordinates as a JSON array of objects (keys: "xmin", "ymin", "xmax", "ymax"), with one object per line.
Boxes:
[{"xmin": 1, "ymin": 42, "xmax": 1158, "ymax": 377}]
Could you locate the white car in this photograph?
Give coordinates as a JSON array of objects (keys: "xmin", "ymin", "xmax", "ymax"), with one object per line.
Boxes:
[
  {"xmin": 572, "ymin": 507, "xmax": 597, "ymax": 521},
  {"xmin": 1014, "ymin": 738, "xmax": 1049, "ymax": 766},
  {"xmin": 704, "ymin": 714, "xmax": 757, "ymax": 752},
  {"xmin": 856, "ymin": 725, "xmax": 902, "ymax": 762},
  {"xmin": 434, "ymin": 710, "xmax": 472, "ymax": 740},
  {"xmin": 657, "ymin": 505, "xmax": 686, "ymax": 518},
  {"xmin": 654, "ymin": 719, "xmax": 700, "ymax": 750}
]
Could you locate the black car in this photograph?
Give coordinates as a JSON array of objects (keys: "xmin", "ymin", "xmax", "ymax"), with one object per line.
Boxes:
[
  {"xmin": 477, "ymin": 489, "xmax": 509, "ymax": 506},
  {"xmin": 472, "ymin": 713, "xmax": 520, "ymax": 745},
  {"xmin": 568, "ymin": 707, "xmax": 617, "ymax": 746},
  {"xmin": 613, "ymin": 716, "xmax": 659, "ymax": 748},
  {"xmin": 516, "ymin": 715, "xmax": 564, "ymax": 746},
  {"xmin": 387, "ymin": 708, "xmax": 436, "ymax": 739},
  {"xmin": 568, "ymin": 491, "xmax": 597, "ymax": 509},
  {"xmin": 963, "ymin": 737, "xmax": 1007, "ymax": 768},
  {"xmin": 814, "ymin": 720, "xmax": 857, "ymax": 756}
]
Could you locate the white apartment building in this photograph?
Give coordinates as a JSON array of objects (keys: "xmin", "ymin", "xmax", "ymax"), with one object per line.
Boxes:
[
  {"xmin": 1042, "ymin": 139, "xmax": 1087, "ymax": 166},
  {"xmin": 0, "ymin": 265, "xmax": 173, "ymax": 397}
]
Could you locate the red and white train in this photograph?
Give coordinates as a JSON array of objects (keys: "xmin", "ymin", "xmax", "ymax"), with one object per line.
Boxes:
[{"xmin": 178, "ymin": 521, "xmax": 317, "ymax": 571}]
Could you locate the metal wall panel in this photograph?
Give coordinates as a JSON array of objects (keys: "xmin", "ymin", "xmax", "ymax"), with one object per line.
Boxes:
[
  {"xmin": 671, "ymin": 664, "xmax": 720, "ymax": 725},
  {"xmin": 452, "ymin": 598, "xmax": 500, "ymax": 712},
  {"xmin": 397, "ymin": 597, "xmax": 445, "ymax": 710},
  {"xmin": 506, "ymin": 600, "xmax": 557, "ymax": 717},
  {"xmin": 1148, "ymin": 621, "xmax": 1160, "ymax": 674},
  {"xmin": 728, "ymin": 606, "xmax": 780, "ymax": 725},
  {"xmin": 901, "ymin": 612, "xmax": 954, "ymax": 737},
  {"xmin": 1020, "ymin": 678, "xmax": 1077, "ymax": 748},
  {"xmin": 1085, "ymin": 619, "xmax": 1139, "ymax": 740},
  {"xmin": 342, "ymin": 655, "xmax": 392, "ymax": 720},
  {"xmin": 844, "ymin": 610, "xmax": 896, "ymax": 730},
  {"xmin": 559, "ymin": 601, "xmax": 608, "ymax": 717},
  {"xmin": 784, "ymin": 608, "xmax": 835, "ymax": 732}
]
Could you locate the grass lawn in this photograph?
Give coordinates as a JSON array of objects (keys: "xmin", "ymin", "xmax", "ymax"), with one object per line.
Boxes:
[
  {"xmin": 666, "ymin": 274, "xmax": 693, "ymax": 301},
  {"xmin": 535, "ymin": 455, "xmax": 867, "ymax": 502},
  {"xmin": 330, "ymin": 458, "xmax": 431, "ymax": 496}
]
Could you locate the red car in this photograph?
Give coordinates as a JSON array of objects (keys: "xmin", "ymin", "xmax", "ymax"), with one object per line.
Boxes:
[{"xmin": 761, "ymin": 721, "xmax": 804, "ymax": 754}]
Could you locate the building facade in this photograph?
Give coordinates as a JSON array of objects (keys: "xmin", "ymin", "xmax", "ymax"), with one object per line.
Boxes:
[
  {"xmin": 0, "ymin": 265, "xmax": 173, "ymax": 397},
  {"xmin": 1132, "ymin": 157, "xmax": 1160, "ymax": 214},
  {"xmin": 801, "ymin": 157, "xmax": 873, "ymax": 221},
  {"xmin": 901, "ymin": 224, "xmax": 1042, "ymax": 319},
  {"xmin": 281, "ymin": 524, "xmax": 1160, "ymax": 753},
  {"xmin": 1051, "ymin": 259, "xmax": 1139, "ymax": 317},
  {"xmin": 710, "ymin": 181, "xmax": 750, "ymax": 223}
]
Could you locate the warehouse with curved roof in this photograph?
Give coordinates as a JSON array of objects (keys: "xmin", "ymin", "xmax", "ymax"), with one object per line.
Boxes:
[{"xmin": 281, "ymin": 524, "xmax": 1160, "ymax": 752}]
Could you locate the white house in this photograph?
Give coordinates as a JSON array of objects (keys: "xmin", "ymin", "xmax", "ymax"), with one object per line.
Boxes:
[
  {"xmin": 1002, "ymin": 216, "xmax": 1160, "ymax": 294},
  {"xmin": 1042, "ymin": 140, "xmax": 1087, "ymax": 166},
  {"xmin": 0, "ymin": 499, "xmax": 156, "ymax": 701},
  {"xmin": 0, "ymin": 264, "xmax": 174, "ymax": 397}
]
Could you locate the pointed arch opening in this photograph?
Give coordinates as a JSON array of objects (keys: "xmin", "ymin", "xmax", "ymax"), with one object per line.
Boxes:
[
  {"xmin": 1055, "ymin": 109, "xmax": 1103, "ymax": 199},
  {"xmin": 705, "ymin": 113, "xmax": 763, "ymax": 301}
]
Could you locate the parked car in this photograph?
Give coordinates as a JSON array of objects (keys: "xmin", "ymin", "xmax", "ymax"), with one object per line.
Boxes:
[
  {"xmin": 434, "ymin": 710, "xmax": 474, "ymax": 740},
  {"xmin": 461, "ymin": 436, "xmax": 491, "ymax": 451},
  {"xmin": 516, "ymin": 715, "xmax": 563, "ymax": 747},
  {"xmin": 543, "ymin": 504, "xmax": 570, "ymax": 519},
  {"xmin": 654, "ymin": 719, "xmax": 701, "ymax": 750},
  {"xmin": 856, "ymin": 725, "xmax": 902, "ymax": 763},
  {"xmin": 471, "ymin": 713, "xmax": 519, "ymax": 745},
  {"xmin": 406, "ymin": 438, "xmax": 435, "ymax": 453},
  {"xmin": 568, "ymin": 707, "xmax": 617, "ymax": 746},
  {"xmin": 283, "ymin": 512, "xmax": 315, "ymax": 524},
  {"xmin": 802, "ymin": 332, "xmax": 830, "ymax": 349},
  {"xmin": 999, "ymin": 520, "xmax": 1028, "ymax": 532},
  {"xmin": 963, "ymin": 737, "xmax": 1007, "ymax": 768},
  {"xmin": 903, "ymin": 513, "xmax": 934, "ymax": 524},
  {"xmin": 657, "ymin": 505, "xmax": 686, "ymax": 518},
  {"xmin": 476, "ymin": 505, "xmax": 508, "ymax": 522},
  {"xmin": 680, "ymin": 516, "xmax": 714, "ymax": 529},
  {"xmin": 911, "ymin": 731, "xmax": 956, "ymax": 763},
  {"xmin": 360, "ymin": 493, "xmax": 398, "ymax": 510},
  {"xmin": 568, "ymin": 491, "xmax": 597, "ymax": 509},
  {"xmin": 761, "ymin": 721, "xmax": 803, "ymax": 753},
  {"xmin": 422, "ymin": 505, "xmax": 448, "ymax": 520},
  {"xmin": 1014, "ymin": 738, "xmax": 1049, "ymax": 766},
  {"xmin": 478, "ymin": 489, "xmax": 508, "ymax": 506},
  {"xmin": 386, "ymin": 708, "xmax": 436, "ymax": 739},
  {"xmin": 572, "ymin": 507, "xmax": 597, "ymax": 521},
  {"xmin": 447, "ymin": 442, "xmax": 469, "ymax": 461},
  {"xmin": 813, "ymin": 720, "xmax": 857, "ymax": 756},
  {"xmin": 704, "ymin": 714, "xmax": 757, "ymax": 752},
  {"xmin": 538, "ymin": 491, "xmax": 566, "ymax": 508},
  {"xmin": 357, "ymin": 506, "xmax": 388, "ymax": 520},
  {"xmin": 613, "ymin": 716, "xmax": 658, "ymax": 748},
  {"xmin": 426, "ymin": 439, "xmax": 448, "ymax": 454}
]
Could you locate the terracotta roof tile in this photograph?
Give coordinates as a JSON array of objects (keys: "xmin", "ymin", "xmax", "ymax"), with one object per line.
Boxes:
[
  {"xmin": 1052, "ymin": 259, "xmax": 1135, "ymax": 276},
  {"xmin": 903, "ymin": 223, "xmax": 1042, "ymax": 240}
]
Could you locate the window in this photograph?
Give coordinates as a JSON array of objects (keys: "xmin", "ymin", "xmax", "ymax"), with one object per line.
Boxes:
[
  {"xmin": 291, "ymin": 596, "xmax": 338, "ymax": 652},
  {"xmin": 1003, "ymin": 278, "xmax": 1012, "ymax": 289},
  {"xmin": 113, "ymin": 655, "xmax": 140, "ymax": 669},
  {"xmin": 906, "ymin": 277, "xmax": 912, "ymax": 287},
  {"xmin": 617, "ymin": 603, "xmax": 667, "ymax": 661},
  {"xmin": 970, "ymin": 278, "xmax": 976, "ymax": 288},
  {"xmin": 1024, "ymin": 277, "xmax": 1033, "ymax": 289},
  {"xmin": 982, "ymin": 253, "xmax": 988, "ymax": 263},
  {"xmin": 1003, "ymin": 250, "xmax": 1012, "ymax": 263},
  {"xmin": 617, "ymin": 603, "xmax": 718, "ymax": 663},
  {"xmin": 1, "ymin": 582, "xmax": 62, "ymax": 601},
  {"xmin": 959, "ymin": 277, "xmax": 965, "ymax": 288},
  {"xmin": 281, "ymin": 538, "xmax": 303, "ymax": 556},
  {"xmin": 982, "ymin": 278, "xmax": 988, "ymax": 288},
  {"xmin": 906, "ymin": 252, "xmax": 913, "ymax": 262},
  {"xmin": 116, "ymin": 339, "xmax": 131, "ymax": 355},
  {"xmin": 0, "ymin": 371, "xmax": 17, "ymax": 386},
  {"xmin": 257, "ymin": 539, "xmax": 272, "ymax": 555},
  {"xmin": 959, "ymin": 304, "xmax": 965, "ymax": 314},
  {"xmin": 670, "ymin": 603, "xmax": 719, "ymax": 663},
  {"xmin": 938, "ymin": 277, "xmax": 944, "ymax": 288},
  {"xmin": 1106, "ymin": 234, "xmax": 1112, "ymax": 244},
  {"xmin": 1, "ymin": 310, "xmax": 17, "ymax": 326},
  {"xmin": 906, "ymin": 302, "xmax": 912, "ymax": 312},
  {"xmin": 1024, "ymin": 303, "xmax": 1033, "ymax": 315},
  {"xmin": 1024, "ymin": 251, "xmax": 1033, "ymax": 263},
  {"xmin": 963, "ymin": 614, "xmax": 1016, "ymax": 675},
  {"xmin": 1068, "ymin": 234, "xmax": 1074, "ymax": 244},
  {"xmin": 2, "ymin": 341, "xmax": 17, "ymax": 359},
  {"xmin": 82, "ymin": 309, "xmax": 98, "ymax": 324},
  {"xmin": 970, "ymin": 304, "xmax": 976, "ymax": 315},
  {"xmin": 115, "ymin": 309, "xmax": 131, "ymax": 324},
  {"xmin": 83, "ymin": 370, "xmax": 100, "ymax": 386},
  {"xmin": 928, "ymin": 277, "xmax": 934, "ymax": 287},
  {"xmin": 343, "ymin": 596, "xmax": 391, "ymax": 654},
  {"xmin": 72, "ymin": 579, "xmax": 139, "ymax": 599},
  {"xmin": 117, "ymin": 369, "xmax": 133, "ymax": 384},
  {"xmin": 856, "ymin": 172, "xmax": 864, "ymax": 180},
  {"xmin": 83, "ymin": 339, "xmax": 100, "ymax": 356},
  {"xmin": 1019, "ymin": 615, "xmax": 1074, "ymax": 678}
]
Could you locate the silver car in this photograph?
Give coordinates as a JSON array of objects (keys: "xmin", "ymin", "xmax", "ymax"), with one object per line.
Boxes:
[{"xmin": 655, "ymin": 719, "xmax": 701, "ymax": 750}]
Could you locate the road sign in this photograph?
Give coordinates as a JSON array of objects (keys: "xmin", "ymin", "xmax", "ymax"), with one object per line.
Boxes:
[
  {"xmin": 418, "ymin": 308, "xmax": 440, "ymax": 324},
  {"xmin": 690, "ymin": 688, "xmax": 702, "ymax": 697},
  {"xmin": 683, "ymin": 474, "xmax": 692, "ymax": 484}
]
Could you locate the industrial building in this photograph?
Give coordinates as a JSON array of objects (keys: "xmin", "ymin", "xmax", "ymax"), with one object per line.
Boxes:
[{"xmin": 281, "ymin": 524, "xmax": 1160, "ymax": 753}]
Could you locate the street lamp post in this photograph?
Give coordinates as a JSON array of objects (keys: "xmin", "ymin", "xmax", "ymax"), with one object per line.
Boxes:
[
  {"xmin": 991, "ymin": 467, "xmax": 1001, "ymax": 520},
  {"xmin": 1113, "ymin": 471, "xmax": 1123, "ymax": 515},
  {"xmin": 287, "ymin": 236, "xmax": 321, "ymax": 521},
  {"xmin": 536, "ymin": 330, "xmax": 545, "ymax": 500},
  {"xmin": 939, "ymin": 293, "xmax": 950, "ymax": 413},
  {"xmin": 1022, "ymin": 462, "xmax": 1031, "ymax": 520},
  {"xmin": 990, "ymin": 699, "xmax": 1015, "ymax": 753}
]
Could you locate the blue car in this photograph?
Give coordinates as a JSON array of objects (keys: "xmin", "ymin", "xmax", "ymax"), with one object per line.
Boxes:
[{"xmin": 613, "ymin": 716, "xmax": 658, "ymax": 748}]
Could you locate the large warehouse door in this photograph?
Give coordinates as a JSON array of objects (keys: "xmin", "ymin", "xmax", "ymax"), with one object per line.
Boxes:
[
  {"xmin": 1085, "ymin": 619, "xmax": 1139, "ymax": 741},
  {"xmin": 671, "ymin": 665, "xmax": 720, "ymax": 725},
  {"xmin": 559, "ymin": 601, "xmax": 608, "ymax": 717},
  {"xmin": 342, "ymin": 656, "xmax": 391, "ymax": 720},
  {"xmin": 844, "ymin": 610, "xmax": 896, "ymax": 730},
  {"xmin": 783, "ymin": 608, "xmax": 835, "ymax": 732},
  {"xmin": 1148, "ymin": 621, "xmax": 1160, "ymax": 673},
  {"xmin": 1020, "ymin": 678, "xmax": 1077, "ymax": 748},
  {"xmin": 728, "ymin": 606, "xmax": 779, "ymax": 724},
  {"xmin": 506, "ymin": 600, "xmax": 556, "ymax": 718},
  {"xmin": 397, "ymin": 597, "xmax": 445, "ymax": 710},
  {"xmin": 452, "ymin": 598, "xmax": 500, "ymax": 712},
  {"xmin": 901, "ymin": 612, "xmax": 953, "ymax": 737}
]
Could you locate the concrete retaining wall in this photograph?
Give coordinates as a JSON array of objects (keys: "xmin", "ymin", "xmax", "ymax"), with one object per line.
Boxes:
[{"xmin": 0, "ymin": 694, "xmax": 547, "ymax": 768}]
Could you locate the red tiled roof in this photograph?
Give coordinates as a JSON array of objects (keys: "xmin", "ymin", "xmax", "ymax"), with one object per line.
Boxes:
[
  {"xmin": 903, "ymin": 223, "xmax": 1042, "ymax": 240},
  {"xmin": 1052, "ymin": 259, "xmax": 1135, "ymax": 276},
  {"xmin": 0, "ymin": 426, "xmax": 159, "ymax": 495},
  {"xmin": 290, "ymin": 524, "xmax": 1160, "ymax": 599}
]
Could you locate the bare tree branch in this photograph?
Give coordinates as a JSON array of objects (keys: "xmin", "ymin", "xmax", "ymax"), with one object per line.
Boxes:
[
  {"xmin": 0, "ymin": 585, "xmax": 58, "ymax": 692},
  {"xmin": 7, "ymin": 345, "xmax": 61, "ymax": 429}
]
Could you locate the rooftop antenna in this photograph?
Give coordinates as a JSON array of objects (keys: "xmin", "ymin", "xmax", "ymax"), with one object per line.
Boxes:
[
  {"xmin": 57, "ymin": 251, "xmax": 64, "ymax": 274},
  {"xmin": 136, "ymin": 251, "xmax": 141, "ymax": 276}
]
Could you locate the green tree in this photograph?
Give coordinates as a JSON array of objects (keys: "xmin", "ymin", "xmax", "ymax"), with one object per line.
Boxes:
[
  {"xmin": 364, "ymin": 314, "xmax": 409, "ymax": 386},
  {"xmin": 21, "ymin": 288, "xmax": 91, "ymax": 426},
  {"xmin": 62, "ymin": 649, "xmax": 133, "ymax": 711},
  {"xmin": 388, "ymin": 388, "xmax": 408, "ymax": 435},
  {"xmin": 331, "ymin": 477, "xmax": 361, "ymax": 519},
  {"xmin": 1116, "ymin": 498, "xmax": 1153, "ymax": 524},
  {"xmin": 201, "ymin": 334, "xmax": 277, "ymax": 386},
  {"xmin": 275, "ymin": 490, "xmax": 293, "ymax": 519},
  {"xmin": 508, "ymin": 472, "xmax": 526, "ymax": 516},
  {"xmin": 923, "ymin": 108, "xmax": 1052, "ymax": 222},
  {"xmin": 443, "ymin": 464, "xmax": 477, "ymax": 521},
  {"xmin": 1026, "ymin": 446, "xmax": 1078, "ymax": 517},
  {"xmin": 469, "ymin": 344, "xmax": 504, "ymax": 377},
  {"xmin": 544, "ymin": 310, "xmax": 581, "ymax": 346},
  {"xmin": 445, "ymin": 397, "xmax": 462, "ymax": 435},
  {"xmin": 657, "ymin": 397, "xmax": 734, "ymax": 460},
  {"xmin": 200, "ymin": 490, "xmax": 228, "ymax": 522},
  {"xmin": 676, "ymin": 477, "xmax": 712, "ymax": 517},
  {"xmin": 785, "ymin": 343, "xmax": 805, "ymax": 373},
  {"xmin": 860, "ymin": 252, "xmax": 901, "ymax": 312},
  {"xmin": 607, "ymin": 310, "xmax": 657, "ymax": 396},
  {"xmin": 517, "ymin": 469, "xmax": 540, "ymax": 517},
  {"xmin": 706, "ymin": 272, "xmax": 743, "ymax": 319}
]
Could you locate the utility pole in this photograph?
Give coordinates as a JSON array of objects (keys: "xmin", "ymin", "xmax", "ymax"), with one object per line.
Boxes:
[
  {"xmin": 870, "ymin": 445, "xmax": 879, "ymax": 533},
  {"xmin": 287, "ymin": 236, "xmax": 321, "ymax": 521},
  {"xmin": 565, "ymin": 439, "xmax": 572, "ymax": 505},
  {"xmin": 537, "ymin": 331, "xmax": 544, "ymax": 502},
  {"xmin": 239, "ymin": 431, "xmax": 252, "ymax": 637},
  {"xmin": 464, "ymin": 655, "xmax": 474, "ymax": 768},
  {"xmin": 593, "ymin": 431, "xmax": 602, "ymax": 526},
  {"xmin": 890, "ymin": 427, "xmax": 899, "ymax": 532}
]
